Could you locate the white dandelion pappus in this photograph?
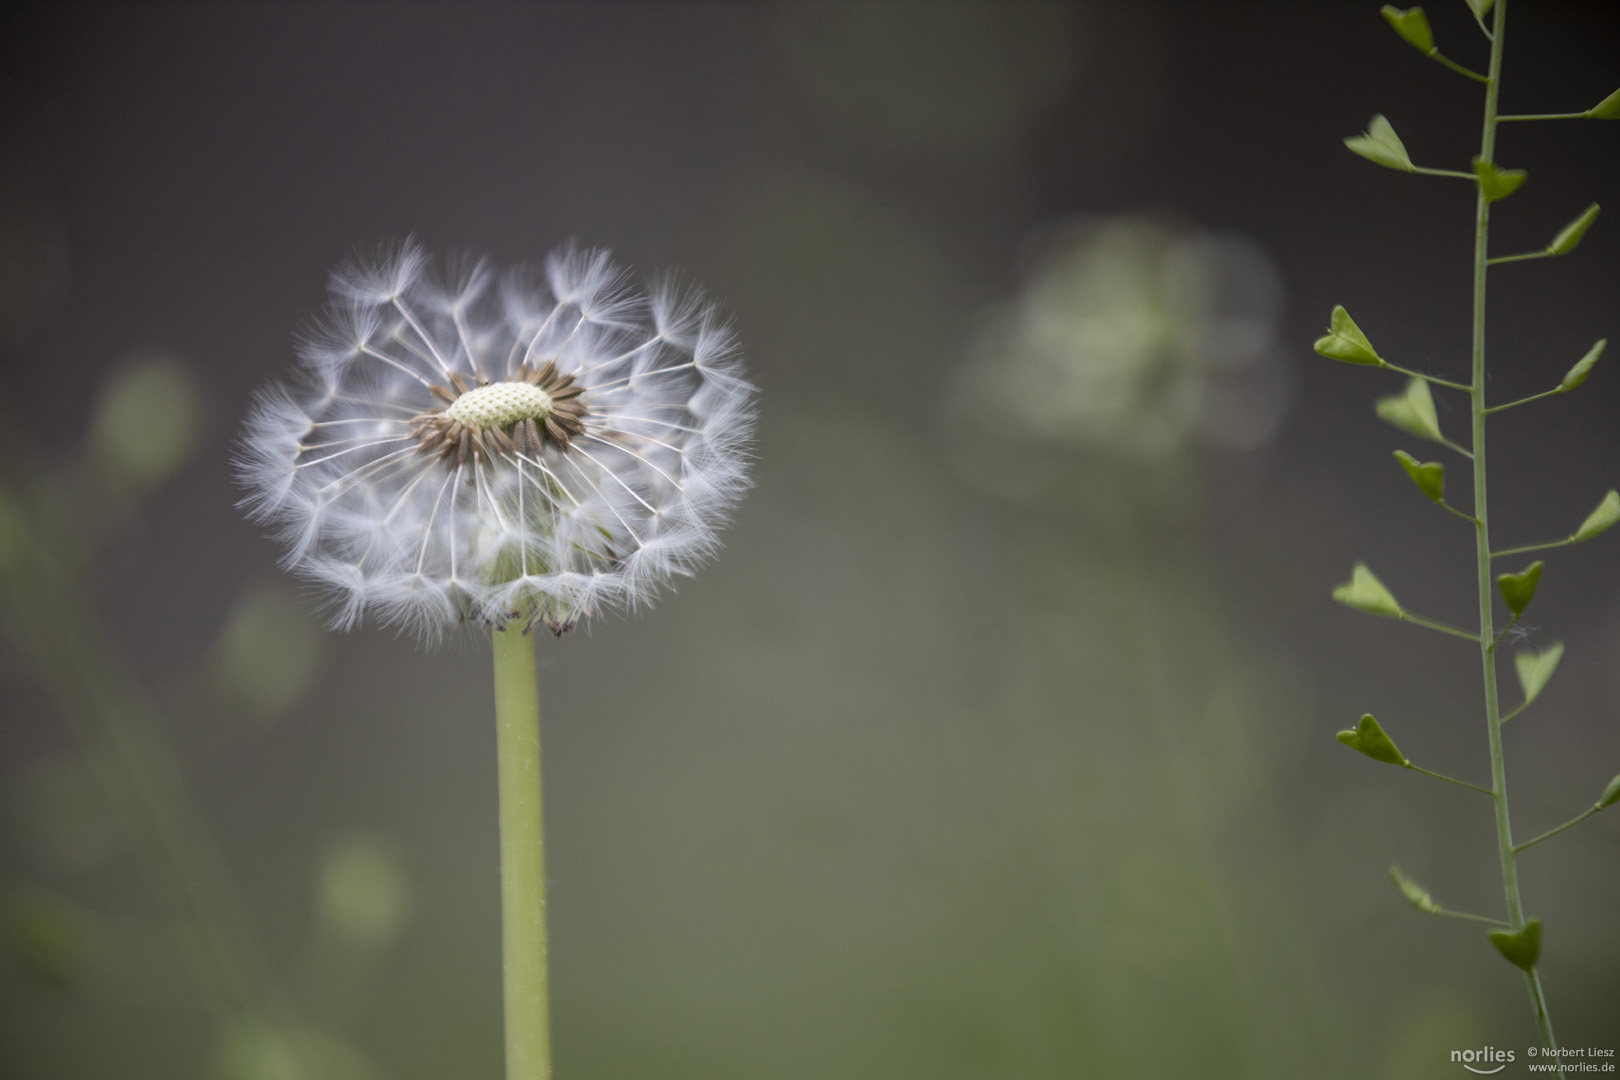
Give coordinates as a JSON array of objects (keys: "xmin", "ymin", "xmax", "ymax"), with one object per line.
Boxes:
[{"xmin": 238, "ymin": 242, "xmax": 756, "ymax": 642}]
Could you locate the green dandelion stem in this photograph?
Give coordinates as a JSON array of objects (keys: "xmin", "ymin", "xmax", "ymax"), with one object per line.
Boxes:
[{"xmin": 493, "ymin": 626, "xmax": 552, "ymax": 1080}]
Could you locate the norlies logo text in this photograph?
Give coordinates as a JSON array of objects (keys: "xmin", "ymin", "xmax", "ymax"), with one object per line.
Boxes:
[{"xmin": 1453, "ymin": 1046, "xmax": 1515, "ymax": 1075}]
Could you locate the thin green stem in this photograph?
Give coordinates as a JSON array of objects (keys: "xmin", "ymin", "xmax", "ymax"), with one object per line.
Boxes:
[
  {"xmin": 1473, "ymin": 0, "xmax": 1515, "ymax": 941},
  {"xmin": 1405, "ymin": 763, "xmax": 1496, "ymax": 797},
  {"xmin": 1412, "ymin": 165, "xmax": 1479, "ymax": 179},
  {"xmin": 1492, "ymin": 537, "xmax": 1573, "ymax": 559},
  {"xmin": 1514, "ymin": 805, "xmax": 1603, "ymax": 853},
  {"xmin": 1398, "ymin": 611, "xmax": 1481, "ymax": 643},
  {"xmin": 1487, "ymin": 249, "xmax": 1554, "ymax": 266},
  {"xmin": 1472, "ymin": 4, "xmax": 1565, "ymax": 1069},
  {"xmin": 1431, "ymin": 906, "xmax": 1512, "ymax": 928},
  {"xmin": 1484, "ymin": 387, "xmax": 1562, "ymax": 413},
  {"xmin": 1501, "ymin": 700, "xmax": 1528, "ymax": 723},
  {"xmin": 1498, "ymin": 112, "xmax": 1587, "ymax": 122},
  {"xmin": 493, "ymin": 627, "xmax": 552, "ymax": 1080},
  {"xmin": 1526, "ymin": 969, "xmax": 1564, "ymax": 1066},
  {"xmin": 1438, "ymin": 436, "xmax": 1475, "ymax": 460},
  {"xmin": 1431, "ymin": 51, "xmax": 1490, "ymax": 83},
  {"xmin": 1441, "ymin": 502, "xmax": 1481, "ymax": 525},
  {"xmin": 1383, "ymin": 362, "xmax": 1474, "ymax": 393},
  {"xmin": 1491, "ymin": 613, "xmax": 1521, "ymax": 650}
]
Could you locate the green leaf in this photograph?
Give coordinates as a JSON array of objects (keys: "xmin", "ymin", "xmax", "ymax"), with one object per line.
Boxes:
[
  {"xmin": 1497, "ymin": 560, "xmax": 1543, "ymax": 618},
  {"xmin": 1337, "ymin": 714, "xmax": 1409, "ymax": 766},
  {"xmin": 1559, "ymin": 339, "xmax": 1605, "ymax": 391},
  {"xmin": 1380, "ymin": 6, "xmax": 1435, "ymax": 53},
  {"xmin": 1572, "ymin": 489, "xmax": 1620, "ymax": 542},
  {"xmin": 1547, "ymin": 203, "xmax": 1600, "ymax": 255},
  {"xmin": 1472, "ymin": 158, "xmax": 1527, "ymax": 203},
  {"xmin": 1488, "ymin": 919, "xmax": 1542, "ymax": 971},
  {"xmin": 1375, "ymin": 378, "xmax": 1443, "ymax": 444},
  {"xmin": 1599, "ymin": 773, "xmax": 1620, "ymax": 810},
  {"xmin": 1464, "ymin": 0, "xmax": 1495, "ymax": 20},
  {"xmin": 1514, "ymin": 642, "xmax": 1564, "ymax": 707},
  {"xmin": 1313, "ymin": 305, "xmax": 1387, "ymax": 366},
  {"xmin": 1345, "ymin": 115, "xmax": 1414, "ymax": 172},
  {"xmin": 1588, "ymin": 87, "xmax": 1620, "ymax": 120},
  {"xmin": 1389, "ymin": 865, "xmax": 1439, "ymax": 913},
  {"xmin": 1332, "ymin": 563, "xmax": 1404, "ymax": 619},
  {"xmin": 1393, "ymin": 450, "xmax": 1445, "ymax": 503}
]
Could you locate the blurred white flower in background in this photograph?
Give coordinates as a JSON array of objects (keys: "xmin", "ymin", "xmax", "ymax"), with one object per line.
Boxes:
[
  {"xmin": 950, "ymin": 216, "xmax": 1291, "ymax": 465},
  {"xmin": 238, "ymin": 242, "xmax": 755, "ymax": 642}
]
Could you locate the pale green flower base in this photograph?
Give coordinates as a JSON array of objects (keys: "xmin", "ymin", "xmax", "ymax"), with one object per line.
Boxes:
[{"xmin": 493, "ymin": 626, "xmax": 552, "ymax": 1080}]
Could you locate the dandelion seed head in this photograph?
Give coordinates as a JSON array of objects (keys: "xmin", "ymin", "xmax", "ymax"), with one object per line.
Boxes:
[{"xmin": 238, "ymin": 241, "xmax": 756, "ymax": 643}]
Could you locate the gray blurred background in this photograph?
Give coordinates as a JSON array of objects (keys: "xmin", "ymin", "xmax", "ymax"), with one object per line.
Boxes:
[{"xmin": 2, "ymin": 2, "xmax": 1618, "ymax": 1077}]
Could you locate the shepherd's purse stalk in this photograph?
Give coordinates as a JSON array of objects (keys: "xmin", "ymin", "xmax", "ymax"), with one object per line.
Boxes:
[{"xmin": 1317, "ymin": 1, "xmax": 1620, "ymax": 1066}]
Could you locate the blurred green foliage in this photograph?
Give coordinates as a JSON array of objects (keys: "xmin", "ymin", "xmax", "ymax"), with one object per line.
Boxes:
[
  {"xmin": 88, "ymin": 351, "xmax": 201, "ymax": 489},
  {"xmin": 2, "ymin": 354, "xmax": 403, "ymax": 1079},
  {"xmin": 315, "ymin": 834, "xmax": 409, "ymax": 951},
  {"xmin": 216, "ymin": 585, "xmax": 323, "ymax": 720}
]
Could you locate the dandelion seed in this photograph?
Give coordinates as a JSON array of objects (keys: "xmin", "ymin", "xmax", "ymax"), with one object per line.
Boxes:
[{"xmin": 238, "ymin": 241, "xmax": 756, "ymax": 640}]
